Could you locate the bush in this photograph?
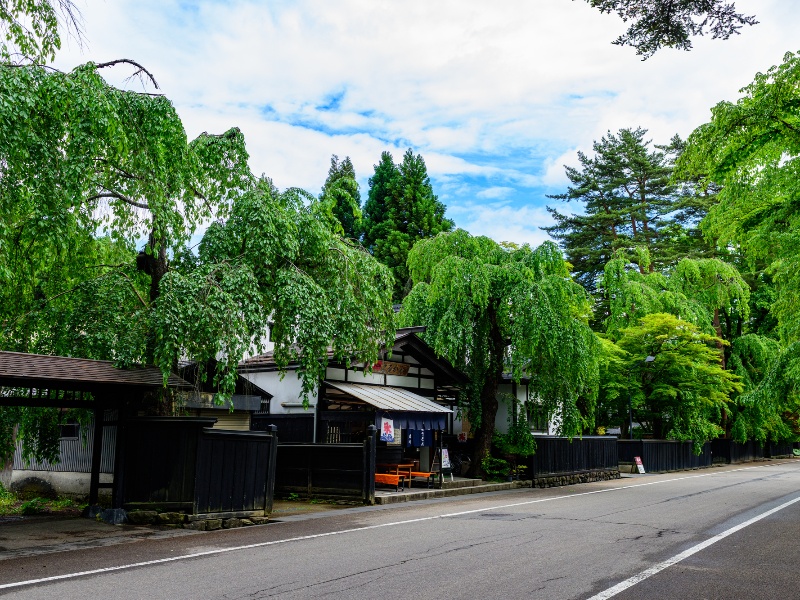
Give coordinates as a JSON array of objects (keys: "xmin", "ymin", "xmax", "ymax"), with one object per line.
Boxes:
[
  {"xmin": 481, "ymin": 456, "xmax": 510, "ymax": 481},
  {"xmin": 20, "ymin": 497, "xmax": 47, "ymax": 515}
]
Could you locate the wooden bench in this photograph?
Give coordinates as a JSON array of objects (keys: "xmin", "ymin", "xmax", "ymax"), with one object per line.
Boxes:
[
  {"xmin": 374, "ymin": 473, "xmax": 405, "ymax": 492},
  {"xmin": 409, "ymin": 471, "xmax": 437, "ymax": 489}
]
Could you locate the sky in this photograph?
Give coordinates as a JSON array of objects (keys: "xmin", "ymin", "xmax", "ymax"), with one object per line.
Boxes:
[{"xmin": 54, "ymin": 0, "xmax": 800, "ymax": 247}]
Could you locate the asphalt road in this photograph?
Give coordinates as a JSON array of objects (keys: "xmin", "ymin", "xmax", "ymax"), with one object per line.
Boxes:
[{"xmin": 2, "ymin": 460, "xmax": 799, "ymax": 599}]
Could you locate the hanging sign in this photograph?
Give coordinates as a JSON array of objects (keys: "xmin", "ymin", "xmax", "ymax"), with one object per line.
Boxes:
[
  {"xmin": 634, "ymin": 456, "xmax": 646, "ymax": 474},
  {"xmin": 380, "ymin": 417, "xmax": 395, "ymax": 442},
  {"xmin": 441, "ymin": 448, "xmax": 451, "ymax": 469},
  {"xmin": 373, "ymin": 360, "xmax": 410, "ymax": 376}
]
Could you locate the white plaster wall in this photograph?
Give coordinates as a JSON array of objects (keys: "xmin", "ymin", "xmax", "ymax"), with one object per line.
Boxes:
[
  {"xmin": 494, "ymin": 384, "xmax": 514, "ymax": 433},
  {"xmin": 11, "ymin": 470, "xmax": 113, "ymax": 500},
  {"xmin": 241, "ymin": 370, "xmax": 314, "ymax": 415},
  {"xmin": 349, "ymin": 370, "xmax": 384, "ymax": 385},
  {"xmin": 326, "ymin": 367, "xmax": 346, "ymax": 380}
]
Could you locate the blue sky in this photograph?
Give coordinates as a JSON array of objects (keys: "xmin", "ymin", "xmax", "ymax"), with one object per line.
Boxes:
[{"xmin": 56, "ymin": 0, "xmax": 798, "ymax": 247}]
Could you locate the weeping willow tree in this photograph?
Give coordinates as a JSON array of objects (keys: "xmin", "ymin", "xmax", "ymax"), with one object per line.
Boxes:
[
  {"xmin": 0, "ymin": 58, "xmax": 396, "ymax": 463},
  {"xmin": 398, "ymin": 230, "xmax": 600, "ymax": 474}
]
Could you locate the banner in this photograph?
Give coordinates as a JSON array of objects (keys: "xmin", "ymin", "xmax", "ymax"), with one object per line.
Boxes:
[{"xmin": 380, "ymin": 417, "xmax": 395, "ymax": 442}]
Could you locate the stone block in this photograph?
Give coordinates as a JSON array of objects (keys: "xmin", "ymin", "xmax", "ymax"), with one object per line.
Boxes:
[
  {"xmin": 97, "ymin": 508, "xmax": 128, "ymax": 525},
  {"xmin": 240, "ymin": 519, "xmax": 254, "ymax": 526},
  {"xmin": 184, "ymin": 520, "xmax": 206, "ymax": 531},
  {"xmin": 157, "ymin": 512, "xmax": 186, "ymax": 525},
  {"xmin": 249, "ymin": 516, "xmax": 269, "ymax": 525},
  {"xmin": 127, "ymin": 510, "xmax": 158, "ymax": 525},
  {"xmin": 205, "ymin": 519, "xmax": 222, "ymax": 530},
  {"xmin": 223, "ymin": 518, "xmax": 243, "ymax": 529}
]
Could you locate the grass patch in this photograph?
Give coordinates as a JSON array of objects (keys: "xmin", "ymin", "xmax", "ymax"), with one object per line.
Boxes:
[{"xmin": 0, "ymin": 483, "xmax": 86, "ymax": 516}]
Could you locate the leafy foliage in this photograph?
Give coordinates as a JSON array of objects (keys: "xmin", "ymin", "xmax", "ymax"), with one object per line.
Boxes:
[
  {"xmin": 320, "ymin": 155, "xmax": 361, "ymax": 241},
  {"xmin": 156, "ymin": 179, "xmax": 397, "ymax": 403},
  {"xmin": 586, "ymin": 0, "xmax": 757, "ymax": 59},
  {"xmin": 616, "ymin": 313, "xmax": 741, "ymax": 448},
  {"xmin": 399, "ymin": 229, "xmax": 600, "ymax": 472},
  {"xmin": 679, "ymin": 51, "xmax": 800, "ymax": 443},
  {"xmin": 493, "ymin": 395, "xmax": 537, "ymax": 457},
  {"xmin": 1, "ymin": 0, "xmax": 82, "ymax": 62}
]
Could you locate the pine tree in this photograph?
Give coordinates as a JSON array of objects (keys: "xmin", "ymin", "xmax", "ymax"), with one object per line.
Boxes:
[{"xmin": 545, "ymin": 127, "xmax": 675, "ymax": 292}]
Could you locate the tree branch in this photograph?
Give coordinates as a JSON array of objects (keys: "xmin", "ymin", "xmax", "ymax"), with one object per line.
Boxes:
[
  {"xmin": 87, "ymin": 190, "xmax": 150, "ymax": 210},
  {"xmin": 95, "ymin": 58, "xmax": 160, "ymax": 89}
]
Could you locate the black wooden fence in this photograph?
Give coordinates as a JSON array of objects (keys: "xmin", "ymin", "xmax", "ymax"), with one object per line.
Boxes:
[
  {"xmin": 275, "ymin": 426, "xmax": 376, "ymax": 504},
  {"xmin": 618, "ymin": 440, "xmax": 712, "ymax": 472},
  {"xmin": 710, "ymin": 439, "xmax": 766, "ymax": 463},
  {"xmin": 767, "ymin": 441, "xmax": 794, "ymax": 458},
  {"xmin": 529, "ymin": 436, "xmax": 618, "ymax": 477},
  {"xmin": 252, "ymin": 414, "xmax": 314, "ymax": 443},
  {"xmin": 120, "ymin": 417, "xmax": 277, "ymax": 517}
]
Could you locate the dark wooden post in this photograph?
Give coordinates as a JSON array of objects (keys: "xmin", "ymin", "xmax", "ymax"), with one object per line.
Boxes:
[
  {"xmin": 265, "ymin": 424, "xmax": 278, "ymax": 514},
  {"xmin": 89, "ymin": 405, "xmax": 105, "ymax": 505},
  {"xmin": 112, "ymin": 406, "xmax": 127, "ymax": 509},
  {"xmin": 363, "ymin": 425, "xmax": 376, "ymax": 505}
]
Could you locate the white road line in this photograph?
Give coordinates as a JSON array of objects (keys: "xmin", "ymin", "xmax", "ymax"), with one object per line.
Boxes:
[
  {"xmin": 587, "ymin": 493, "xmax": 800, "ymax": 599},
  {"xmin": 0, "ymin": 462, "xmax": 792, "ymax": 591}
]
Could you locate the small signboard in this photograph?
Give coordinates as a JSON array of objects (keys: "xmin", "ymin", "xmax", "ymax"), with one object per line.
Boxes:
[
  {"xmin": 634, "ymin": 456, "xmax": 646, "ymax": 474},
  {"xmin": 441, "ymin": 448, "xmax": 451, "ymax": 470},
  {"xmin": 380, "ymin": 417, "xmax": 394, "ymax": 443}
]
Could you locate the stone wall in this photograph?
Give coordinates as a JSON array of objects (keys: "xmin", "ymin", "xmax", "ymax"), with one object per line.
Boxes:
[{"xmin": 532, "ymin": 469, "xmax": 620, "ymax": 488}]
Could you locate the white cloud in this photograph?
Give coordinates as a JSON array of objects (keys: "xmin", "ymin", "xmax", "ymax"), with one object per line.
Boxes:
[{"xmin": 51, "ymin": 0, "xmax": 799, "ymax": 243}]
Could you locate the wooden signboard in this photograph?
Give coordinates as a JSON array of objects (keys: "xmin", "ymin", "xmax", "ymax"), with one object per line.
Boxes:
[
  {"xmin": 373, "ymin": 360, "xmax": 410, "ymax": 376},
  {"xmin": 633, "ymin": 456, "xmax": 646, "ymax": 474}
]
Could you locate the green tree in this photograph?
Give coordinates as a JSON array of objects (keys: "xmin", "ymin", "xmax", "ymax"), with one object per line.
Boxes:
[
  {"xmin": 678, "ymin": 51, "xmax": 800, "ymax": 443},
  {"xmin": 361, "ymin": 151, "xmax": 399, "ymax": 254},
  {"xmin": 399, "ymin": 230, "xmax": 600, "ymax": 474},
  {"xmin": 320, "ymin": 155, "xmax": 361, "ymax": 241},
  {"xmin": 0, "ymin": 61, "xmax": 251, "ymax": 361},
  {"xmin": 585, "ymin": 0, "xmax": 757, "ymax": 59},
  {"xmin": 0, "ymin": 61, "xmax": 397, "ymax": 461},
  {"xmin": 616, "ymin": 313, "xmax": 741, "ymax": 447},
  {"xmin": 1, "ymin": 0, "xmax": 82, "ymax": 62},
  {"xmin": 155, "ymin": 178, "xmax": 396, "ymax": 402},
  {"xmin": 545, "ymin": 128, "xmax": 676, "ymax": 293},
  {"xmin": 363, "ymin": 149, "xmax": 453, "ymax": 300}
]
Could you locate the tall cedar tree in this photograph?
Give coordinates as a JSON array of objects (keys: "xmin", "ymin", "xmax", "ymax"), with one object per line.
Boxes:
[
  {"xmin": 363, "ymin": 150, "xmax": 453, "ymax": 300},
  {"xmin": 320, "ymin": 155, "xmax": 361, "ymax": 241},
  {"xmin": 361, "ymin": 151, "xmax": 398, "ymax": 255},
  {"xmin": 545, "ymin": 127, "xmax": 675, "ymax": 293}
]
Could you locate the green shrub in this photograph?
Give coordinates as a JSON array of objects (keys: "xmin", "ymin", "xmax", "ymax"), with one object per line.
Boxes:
[
  {"xmin": 20, "ymin": 497, "xmax": 47, "ymax": 515},
  {"xmin": 481, "ymin": 456, "xmax": 509, "ymax": 481}
]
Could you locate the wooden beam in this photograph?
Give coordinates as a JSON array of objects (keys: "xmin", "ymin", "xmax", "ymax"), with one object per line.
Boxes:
[{"xmin": 0, "ymin": 397, "xmax": 103, "ymax": 409}]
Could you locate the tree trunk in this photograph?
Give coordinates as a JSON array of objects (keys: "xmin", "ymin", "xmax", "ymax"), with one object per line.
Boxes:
[{"xmin": 471, "ymin": 305, "xmax": 505, "ymax": 478}]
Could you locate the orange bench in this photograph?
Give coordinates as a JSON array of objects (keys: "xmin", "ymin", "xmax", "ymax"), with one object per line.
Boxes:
[
  {"xmin": 374, "ymin": 473, "xmax": 405, "ymax": 492},
  {"xmin": 409, "ymin": 471, "xmax": 438, "ymax": 489}
]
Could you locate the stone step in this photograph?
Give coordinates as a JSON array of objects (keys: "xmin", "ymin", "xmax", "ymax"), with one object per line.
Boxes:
[
  {"xmin": 374, "ymin": 480, "xmax": 530, "ymax": 505},
  {"xmin": 440, "ymin": 477, "xmax": 483, "ymax": 489}
]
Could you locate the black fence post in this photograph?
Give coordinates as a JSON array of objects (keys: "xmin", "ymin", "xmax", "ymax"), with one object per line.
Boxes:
[
  {"xmin": 266, "ymin": 424, "xmax": 278, "ymax": 514},
  {"xmin": 364, "ymin": 425, "xmax": 376, "ymax": 505},
  {"xmin": 89, "ymin": 405, "xmax": 105, "ymax": 505},
  {"xmin": 112, "ymin": 407, "xmax": 127, "ymax": 509}
]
